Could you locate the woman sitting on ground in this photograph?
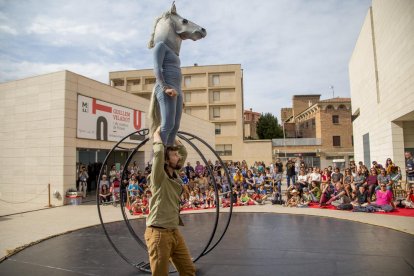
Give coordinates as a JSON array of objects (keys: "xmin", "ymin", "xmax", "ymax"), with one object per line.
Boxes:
[
  {"xmin": 343, "ymin": 169, "xmax": 353, "ymax": 189},
  {"xmin": 205, "ymin": 186, "xmax": 216, "ymax": 208},
  {"xmin": 99, "ymin": 184, "xmax": 112, "ymax": 204},
  {"xmin": 309, "ymin": 181, "xmax": 321, "ymax": 203},
  {"xmin": 370, "ymin": 183, "xmax": 395, "ymax": 212}
]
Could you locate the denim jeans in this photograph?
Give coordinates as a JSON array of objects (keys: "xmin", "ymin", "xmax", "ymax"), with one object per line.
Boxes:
[
  {"xmin": 286, "ymin": 175, "xmax": 295, "ymax": 188},
  {"xmin": 155, "ymin": 84, "xmax": 183, "ymax": 146}
]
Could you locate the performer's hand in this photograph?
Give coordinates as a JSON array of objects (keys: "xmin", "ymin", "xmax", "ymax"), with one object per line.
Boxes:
[
  {"xmin": 154, "ymin": 126, "xmax": 162, "ymax": 143},
  {"xmin": 165, "ymin": 88, "xmax": 177, "ymax": 97}
]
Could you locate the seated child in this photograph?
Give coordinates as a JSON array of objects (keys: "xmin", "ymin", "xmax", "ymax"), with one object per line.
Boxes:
[
  {"xmin": 298, "ymin": 188, "xmax": 312, "ymax": 207},
  {"xmin": 351, "ymin": 185, "xmax": 370, "ymax": 207},
  {"xmin": 403, "ymin": 184, "xmax": 414, "ymax": 208},
  {"xmin": 286, "ymin": 189, "xmax": 300, "ymax": 207},
  {"xmin": 189, "ymin": 191, "xmax": 201, "ymax": 208}
]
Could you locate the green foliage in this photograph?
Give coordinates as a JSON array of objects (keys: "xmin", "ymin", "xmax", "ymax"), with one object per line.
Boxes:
[{"xmin": 256, "ymin": 113, "xmax": 283, "ymax": 139}]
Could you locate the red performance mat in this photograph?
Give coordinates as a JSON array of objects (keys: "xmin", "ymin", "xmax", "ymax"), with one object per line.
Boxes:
[{"xmin": 308, "ymin": 203, "xmax": 414, "ymax": 217}]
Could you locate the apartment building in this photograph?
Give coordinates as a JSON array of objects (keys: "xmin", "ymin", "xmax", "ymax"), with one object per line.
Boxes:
[
  {"xmin": 275, "ymin": 95, "xmax": 354, "ymax": 169},
  {"xmin": 109, "ymin": 64, "xmax": 272, "ymax": 164}
]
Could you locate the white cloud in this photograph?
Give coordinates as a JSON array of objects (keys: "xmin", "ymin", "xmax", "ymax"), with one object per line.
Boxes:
[
  {"xmin": 0, "ymin": 25, "xmax": 18, "ymax": 35},
  {"xmin": 0, "ymin": 0, "xmax": 372, "ymax": 119}
]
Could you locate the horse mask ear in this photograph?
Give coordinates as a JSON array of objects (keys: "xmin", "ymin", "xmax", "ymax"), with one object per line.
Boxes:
[{"xmin": 170, "ymin": 1, "xmax": 177, "ymax": 14}]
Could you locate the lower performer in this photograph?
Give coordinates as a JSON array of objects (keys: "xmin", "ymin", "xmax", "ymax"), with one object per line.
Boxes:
[{"xmin": 145, "ymin": 127, "xmax": 196, "ymax": 276}]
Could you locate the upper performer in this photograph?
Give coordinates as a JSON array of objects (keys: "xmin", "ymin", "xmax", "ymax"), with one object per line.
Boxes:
[
  {"xmin": 148, "ymin": 2, "xmax": 206, "ymax": 146},
  {"xmin": 145, "ymin": 126, "xmax": 196, "ymax": 275}
]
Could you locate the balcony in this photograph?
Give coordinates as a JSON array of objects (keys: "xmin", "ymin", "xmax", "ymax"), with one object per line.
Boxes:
[{"xmin": 272, "ymin": 138, "xmax": 321, "ymax": 146}]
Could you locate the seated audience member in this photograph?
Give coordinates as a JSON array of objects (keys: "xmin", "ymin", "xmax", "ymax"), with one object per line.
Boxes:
[
  {"xmin": 189, "ymin": 191, "xmax": 201, "ymax": 208},
  {"xmin": 297, "ymin": 169, "xmax": 308, "ymax": 189},
  {"xmin": 180, "ymin": 170, "xmax": 190, "ymax": 194},
  {"xmin": 257, "ymin": 184, "xmax": 268, "ymax": 201},
  {"xmin": 319, "ymin": 182, "xmax": 335, "ymax": 207},
  {"xmin": 99, "ymin": 184, "xmax": 111, "ymax": 204},
  {"xmin": 127, "ymin": 178, "xmax": 140, "ymax": 201},
  {"xmin": 221, "ymin": 174, "xmax": 230, "ymax": 194},
  {"xmin": 298, "ymin": 188, "xmax": 312, "ymax": 207},
  {"xmin": 254, "ymin": 172, "xmax": 265, "ymax": 191},
  {"xmin": 343, "ymin": 169, "xmax": 353, "ymax": 188},
  {"xmin": 239, "ymin": 191, "xmax": 254, "ymax": 206},
  {"xmin": 194, "ymin": 161, "xmax": 204, "ymax": 176},
  {"xmin": 330, "ymin": 167, "xmax": 344, "ymax": 185},
  {"xmin": 372, "ymin": 160, "xmax": 383, "ymax": 174},
  {"xmin": 272, "ymin": 166, "xmax": 283, "ymax": 194},
  {"xmin": 370, "ymin": 183, "xmax": 394, "ymax": 212},
  {"xmin": 205, "ymin": 186, "xmax": 216, "ymax": 208},
  {"xmin": 184, "ymin": 161, "xmax": 195, "ymax": 178},
  {"xmin": 212, "ymin": 170, "xmax": 222, "ymax": 190},
  {"xmin": 136, "ymin": 171, "xmax": 148, "ymax": 191},
  {"xmin": 251, "ymin": 191, "xmax": 265, "ymax": 205},
  {"xmin": 377, "ymin": 168, "xmax": 393, "ymax": 191},
  {"xmin": 309, "ymin": 181, "xmax": 321, "ymax": 202},
  {"xmin": 366, "ymin": 168, "xmax": 378, "ymax": 200},
  {"xmin": 351, "ymin": 168, "xmax": 366, "ymax": 191},
  {"xmin": 286, "ymin": 189, "xmax": 300, "ymax": 207},
  {"xmin": 320, "ymin": 168, "xmax": 331, "ymax": 192},
  {"xmin": 99, "ymin": 174, "xmax": 110, "ymax": 190},
  {"xmin": 352, "ymin": 185, "xmax": 370, "ymax": 207},
  {"xmin": 402, "ymin": 184, "xmax": 414, "ymax": 208},
  {"xmin": 309, "ymin": 167, "xmax": 321, "ymax": 186},
  {"xmin": 246, "ymin": 184, "xmax": 255, "ymax": 196},
  {"xmin": 326, "ymin": 182, "xmax": 351, "ymax": 207},
  {"xmin": 233, "ymin": 169, "xmax": 245, "ymax": 190}
]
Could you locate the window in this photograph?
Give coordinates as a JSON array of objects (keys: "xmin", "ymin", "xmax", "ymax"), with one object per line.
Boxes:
[
  {"xmin": 351, "ymin": 135, "xmax": 354, "ymax": 146},
  {"xmin": 332, "ymin": 115, "xmax": 339, "ymax": 124},
  {"xmin": 333, "ymin": 136, "xmax": 341, "ymax": 147},
  {"xmin": 184, "ymin": 92, "xmax": 191, "ymax": 102},
  {"xmin": 215, "ymin": 124, "xmax": 221, "ymax": 135},
  {"xmin": 216, "ymin": 144, "xmax": 232, "ymax": 156},
  {"xmin": 212, "ymin": 75, "xmax": 220, "ymax": 86},
  {"xmin": 312, "ymin": 118, "xmax": 316, "ymax": 128},
  {"xmin": 213, "ymin": 107, "xmax": 220, "ymax": 118},
  {"xmin": 184, "ymin": 76, "xmax": 191, "ymax": 87},
  {"xmin": 145, "ymin": 78, "xmax": 155, "ymax": 84},
  {"xmin": 213, "ymin": 91, "xmax": 220, "ymax": 101}
]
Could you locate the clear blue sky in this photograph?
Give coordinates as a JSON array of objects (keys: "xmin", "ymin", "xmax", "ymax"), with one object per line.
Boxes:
[{"xmin": 0, "ymin": 0, "xmax": 371, "ymax": 119}]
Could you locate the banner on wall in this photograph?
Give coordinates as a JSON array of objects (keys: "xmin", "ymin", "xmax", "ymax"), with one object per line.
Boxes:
[{"xmin": 77, "ymin": 95, "xmax": 146, "ymax": 143}]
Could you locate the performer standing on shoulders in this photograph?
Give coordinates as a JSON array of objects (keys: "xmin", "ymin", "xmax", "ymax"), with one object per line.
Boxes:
[{"xmin": 145, "ymin": 127, "xmax": 196, "ymax": 275}]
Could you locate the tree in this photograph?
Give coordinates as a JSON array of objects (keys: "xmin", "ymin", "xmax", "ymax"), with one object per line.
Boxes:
[{"xmin": 256, "ymin": 113, "xmax": 283, "ymax": 139}]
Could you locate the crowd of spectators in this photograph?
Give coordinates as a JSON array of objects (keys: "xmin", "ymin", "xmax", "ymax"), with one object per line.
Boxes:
[{"xmin": 95, "ymin": 152, "xmax": 414, "ymax": 214}]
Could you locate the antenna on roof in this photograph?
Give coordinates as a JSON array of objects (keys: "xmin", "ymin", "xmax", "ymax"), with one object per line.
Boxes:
[{"xmin": 329, "ymin": 85, "xmax": 335, "ymax": 98}]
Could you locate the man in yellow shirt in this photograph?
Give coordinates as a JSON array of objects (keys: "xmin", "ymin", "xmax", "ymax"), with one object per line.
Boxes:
[
  {"xmin": 145, "ymin": 127, "xmax": 196, "ymax": 275},
  {"xmin": 233, "ymin": 169, "xmax": 245, "ymax": 190}
]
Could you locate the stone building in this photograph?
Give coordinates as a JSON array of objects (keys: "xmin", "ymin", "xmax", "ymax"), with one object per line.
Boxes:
[
  {"xmin": 275, "ymin": 95, "xmax": 354, "ymax": 169},
  {"xmin": 244, "ymin": 108, "xmax": 261, "ymax": 139},
  {"xmin": 349, "ymin": 0, "xmax": 414, "ymax": 178}
]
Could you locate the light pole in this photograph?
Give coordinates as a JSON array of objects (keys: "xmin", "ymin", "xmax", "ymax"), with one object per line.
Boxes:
[
  {"xmin": 329, "ymin": 85, "xmax": 335, "ymax": 98},
  {"xmin": 282, "ymin": 121, "xmax": 287, "ymax": 158}
]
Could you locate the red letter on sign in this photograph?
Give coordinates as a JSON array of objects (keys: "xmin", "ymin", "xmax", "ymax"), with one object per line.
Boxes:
[
  {"xmin": 133, "ymin": 110, "xmax": 142, "ymax": 130},
  {"xmin": 92, "ymin": 98, "xmax": 112, "ymax": 114}
]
